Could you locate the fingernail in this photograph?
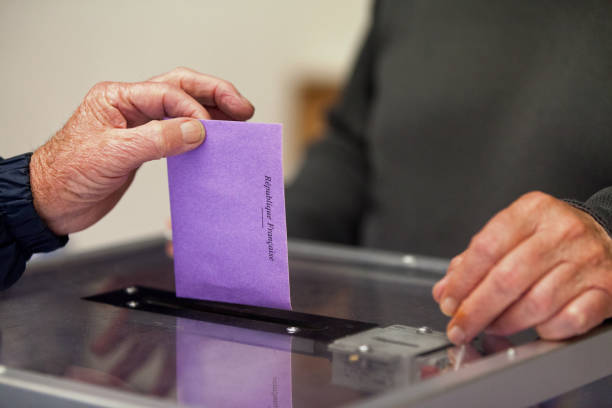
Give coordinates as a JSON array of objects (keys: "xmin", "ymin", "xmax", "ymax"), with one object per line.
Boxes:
[
  {"xmin": 440, "ymin": 297, "xmax": 458, "ymax": 316},
  {"xmin": 432, "ymin": 277, "xmax": 448, "ymax": 302},
  {"xmin": 181, "ymin": 120, "xmax": 204, "ymax": 144},
  {"xmin": 448, "ymin": 326, "xmax": 466, "ymax": 344}
]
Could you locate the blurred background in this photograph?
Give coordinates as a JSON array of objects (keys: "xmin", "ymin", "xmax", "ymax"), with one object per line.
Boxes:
[{"xmin": 0, "ymin": 0, "xmax": 370, "ymax": 252}]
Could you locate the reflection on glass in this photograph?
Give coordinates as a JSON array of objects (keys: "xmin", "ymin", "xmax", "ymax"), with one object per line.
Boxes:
[
  {"xmin": 177, "ymin": 319, "xmax": 293, "ymax": 408},
  {"xmin": 64, "ymin": 307, "xmax": 177, "ymax": 397}
]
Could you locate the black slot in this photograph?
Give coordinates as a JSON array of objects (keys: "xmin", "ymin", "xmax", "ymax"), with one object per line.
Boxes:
[{"xmin": 84, "ymin": 286, "xmax": 377, "ymax": 343}]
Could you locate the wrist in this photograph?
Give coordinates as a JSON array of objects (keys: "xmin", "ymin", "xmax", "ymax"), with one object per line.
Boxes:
[
  {"xmin": 30, "ymin": 147, "xmax": 70, "ymax": 235},
  {"xmin": 564, "ymin": 199, "xmax": 612, "ymax": 238},
  {"xmin": 0, "ymin": 152, "xmax": 68, "ymax": 253}
]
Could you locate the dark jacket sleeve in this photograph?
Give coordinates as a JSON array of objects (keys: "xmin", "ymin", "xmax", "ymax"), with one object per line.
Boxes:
[
  {"xmin": 0, "ymin": 215, "xmax": 30, "ymax": 289},
  {"xmin": 0, "ymin": 153, "xmax": 68, "ymax": 290},
  {"xmin": 567, "ymin": 187, "xmax": 612, "ymax": 237},
  {"xmin": 285, "ymin": 2, "xmax": 381, "ymax": 245}
]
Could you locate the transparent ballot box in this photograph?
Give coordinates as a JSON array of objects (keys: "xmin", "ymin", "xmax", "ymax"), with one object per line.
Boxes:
[{"xmin": 1, "ymin": 238, "xmax": 611, "ymax": 407}]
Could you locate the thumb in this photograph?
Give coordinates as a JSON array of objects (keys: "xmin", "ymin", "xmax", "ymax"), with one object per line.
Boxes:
[{"xmin": 113, "ymin": 118, "xmax": 205, "ymax": 168}]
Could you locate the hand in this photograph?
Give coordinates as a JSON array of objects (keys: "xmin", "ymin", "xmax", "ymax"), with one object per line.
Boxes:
[
  {"xmin": 432, "ymin": 191, "xmax": 612, "ymax": 344},
  {"xmin": 30, "ymin": 67, "xmax": 254, "ymax": 235}
]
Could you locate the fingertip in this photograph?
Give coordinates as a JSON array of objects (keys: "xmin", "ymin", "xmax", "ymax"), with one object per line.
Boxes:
[
  {"xmin": 535, "ymin": 289, "xmax": 610, "ymax": 340},
  {"xmin": 243, "ymin": 101, "xmax": 255, "ymax": 120},
  {"xmin": 241, "ymin": 96, "xmax": 255, "ymax": 117},
  {"xmin": 448, "ymin": 254, "xmax": 464, "ymax": 271},
  {"xmin": 440, "ymin": 297, "xmax": 458, "ymax": 316},
  {"xmin": 432, "ymin": 276, "xmax": 448, "ymax": 302},
  {"xmin": 180, "ymin": 120, "xmax": 205, "ymax": 145},
  {"xmin": 220, "ymin": 94, "xmax": 255, "ymax": 121},
  {"xmin": 435, "ymin": 254, "xmax": 462, "ymax": 303},
  {"xmin": 447, "ymin": 325, "xmax": 466, "ymax": 345}
]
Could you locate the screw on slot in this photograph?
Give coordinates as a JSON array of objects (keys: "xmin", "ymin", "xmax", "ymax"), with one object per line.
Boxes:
[
  {"xmin": 417, "ymin": 326, "xmax": 433, "ymax": 334},
  {"xmin": 286, "ymin": 326, "xmax": 300, "ymax": 334},
  {"xmin": 127, "ymin": 301, "xmax": 139, "ymax": 308},
  {"xmin": 125, "ymin": 286, "xmax": 138, "ymax": 295}
]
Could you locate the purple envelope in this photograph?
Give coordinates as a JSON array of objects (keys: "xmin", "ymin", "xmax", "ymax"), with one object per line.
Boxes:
[{"xmin": 167, "ymin": 120, "xmax": 291, "ymax": 310}]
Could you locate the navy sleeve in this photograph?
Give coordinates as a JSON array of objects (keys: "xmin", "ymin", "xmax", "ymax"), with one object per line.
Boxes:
[
  {"xmin": 0, "ymin": 153, "xmax": 68, "ymax": 290},
  {"xmin": 0, "ymin": 214, "xmax": 30, "ymax": 289}
]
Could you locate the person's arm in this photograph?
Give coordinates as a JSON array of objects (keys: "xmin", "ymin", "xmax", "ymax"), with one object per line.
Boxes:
[
  {"xmin": 0, "ymin": 67, "xmax": 254, "ymax": 290},
  {"xmin": 285, "ymin": 2, "xmax": 381, "ymax": 245}
]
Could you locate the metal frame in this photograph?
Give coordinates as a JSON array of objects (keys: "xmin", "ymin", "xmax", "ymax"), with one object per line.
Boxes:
[
  {"xmin": 3, "ymin": 325, "xmax": 610, "ymax": 408},
  {"xmin": 0, "ymin": 366, "xmax": 181, "ymax": 408},
  {"xmin": 351, "ymin": 323, "xmax": 612, "ymax": 408}
]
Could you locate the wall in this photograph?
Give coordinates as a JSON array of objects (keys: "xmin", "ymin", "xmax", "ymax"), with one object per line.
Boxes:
[{"xmin": 0, "ymin": 0, "xmax": 370, "ymax": 252}]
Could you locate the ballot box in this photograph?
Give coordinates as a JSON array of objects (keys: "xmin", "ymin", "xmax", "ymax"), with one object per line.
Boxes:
[{"xmin": 1, "ymin": 238, "xmax": 611, "ymax": 407}]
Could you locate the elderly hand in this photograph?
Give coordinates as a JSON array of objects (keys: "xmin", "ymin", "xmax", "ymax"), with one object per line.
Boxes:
[
  {"xmin": 30, "ymin": 67, "xmax": 254, "ymax": 235},
  {"xmin": 432, "ymin": 191, "xmax": 612, "ymax": 344}
]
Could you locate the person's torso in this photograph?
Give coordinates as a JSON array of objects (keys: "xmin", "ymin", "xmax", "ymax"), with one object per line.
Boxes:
[{"xmin": 362, "ymin": 0, "xmax": 612, "ymax": 257}]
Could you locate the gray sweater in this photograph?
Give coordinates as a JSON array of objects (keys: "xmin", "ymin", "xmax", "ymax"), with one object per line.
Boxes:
[{"xmin": 286, "ymin": 0, "xmax": 612, "ymax": 258}]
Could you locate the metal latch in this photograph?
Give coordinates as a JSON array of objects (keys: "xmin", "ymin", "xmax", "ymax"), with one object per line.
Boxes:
[{"xmin": 328, "ymin": 325, "xmax": 451, "ymax": 391}]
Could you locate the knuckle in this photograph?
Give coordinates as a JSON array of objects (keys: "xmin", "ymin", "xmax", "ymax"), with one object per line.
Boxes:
[
  {"xmin": 121, "ymin": 121, "xmax": 166, "ymax": 161},
  {"xmin": 448, "ymin": 255, "xmax": 463, "ymax": 271},
  {"xmin": 214, "ymin": 77, "xmax": 238, "ymax": 95},
  {"xmin": 558, "ymin": 215, "xmax": 587, "ymax": 240},
  {"xmin": 93, "ymin": 81, "xmax": 113, "ymax": 90},
  {"xmin": 469, "ymin": 233, "xmax": 498, "ymax": 262},
  {"xmin": 224, "ymin": 79, "xmax": 238, "ymax": 91},
  {"xmin": 490, "ymin": 266, "xmax": 517, "ymax": 297},
  {"xmin": 151, "ymin": 81, "xmax": 177, "ymax": 96},
  {"xmin": 523, "ymin": 191, "xmax": 551, "ymax": 204},
  {"xmin": 88, "ymin": 81, "xmax": 113, "ymax": 98},
  {"xmin": 175, "ymin": 66, "xmax": 189, "ymax": 72},
  {"xmin": 583, "ymin": 243, "xmax": 606, "ymax": 266},
  {"xmin": 155, "ymin": 81, "xmax": 172, "ymax": 91},
  {"xmin": 518, "ymin": 191, "xmax": 554, "ymax": 212},
  {"xmin": 147, "ymin": 120, "xmax": 167, "ymax": 158},
  {"xmin": 172, "ymin": 66, "xmax": 192, "ymax": 76},
  {"xmin": 524, "ymin": 290, "xmax": 552, "ymax": 317}
]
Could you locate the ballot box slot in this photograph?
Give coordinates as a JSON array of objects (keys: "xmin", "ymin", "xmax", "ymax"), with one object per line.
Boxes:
[
  {"xmin": 141, "ymin": 298, "xmax": 320, "ymax": 328},
  {"xmin": 84, "ymin": 286, "xmax": 377, "ymax": 343},
  {"xmin": 372, "ymin": 336, "xmax": 419, "ymax": 348}
]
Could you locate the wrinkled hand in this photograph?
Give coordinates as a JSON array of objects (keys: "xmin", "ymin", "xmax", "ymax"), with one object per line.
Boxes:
[
  {"xmin": 30, "ymin": 67, "xmax": 254, "ymax": 235},
  {"xmin": 433, "ymin": 192, "xmax": 612, "ymax": 344}
]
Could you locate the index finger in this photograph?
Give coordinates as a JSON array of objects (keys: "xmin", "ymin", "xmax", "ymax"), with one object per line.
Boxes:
[
  {"xmin": 438, "ymin": 192, "xmax": 549, "ymax": 317},
  {"xmin": 149, "ymin": 67, "xmax": 255, "ymax": 121},
  {"xmin": 447, "ymin": 232, "xmax": 561, "ymax": 344},
  {"xmin": 102, "ymin": 81, "xmax": 211, "ymax": 127}
]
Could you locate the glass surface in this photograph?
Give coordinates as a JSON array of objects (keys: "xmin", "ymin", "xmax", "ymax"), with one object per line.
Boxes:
[{"xmin": 0, "ymin": 238, "xmax": 610, "ymax": 407}]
